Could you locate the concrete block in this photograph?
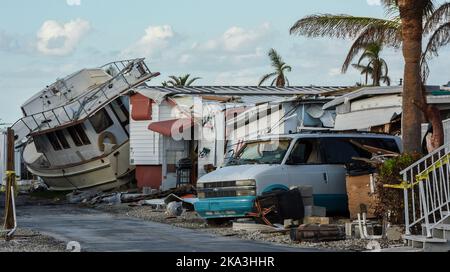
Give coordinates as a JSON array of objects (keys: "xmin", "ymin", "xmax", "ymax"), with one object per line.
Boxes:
[
  {"xmin": 293, "ymin": 186, "xmax": 313, "ymax": 197},
  {"xmin": 386, "ymin": 225, "xmax": 403, "ymax": 241},
  {"xmin": 304, "ymin": 206, "xmax": 326, "ymax": 217},
  {"xmin": 302, "ymin": 196, "xmax": 314, "ymax": 206},
  {"xmin": 303, "ymin": 217, "xmax": 330, "ymax": 225}
]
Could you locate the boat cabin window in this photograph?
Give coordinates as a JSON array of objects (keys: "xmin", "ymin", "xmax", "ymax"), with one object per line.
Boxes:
[
  {"xmin": 89, "ymin": 108, "xmax": 113, "ymax": 134},
  {"xmin": 67, "ymin": 124, "xmax": 91, "ymax": 146},
  {"xmin": 34, "ymin": 136, "xmax": 48, "ymax": 153},
  {"xmin": 55, "ymin": 130, "xmax": 70, "ymax": 149},
  {"xmin": 46, "ymin": 132, "xmax": 62, "ymax": 151},
  {"xmin": 110, "ymin": 97, "xmax": 130, "ymax": 135},
  {"xmin": 110, "ymin": 98, "xmax": 129, "ymax": 124}
]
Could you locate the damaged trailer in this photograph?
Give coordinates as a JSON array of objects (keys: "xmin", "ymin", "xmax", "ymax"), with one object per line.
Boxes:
[{"xmin": 127, "ymin": 86, "xmax": 352, "ymax": 192}]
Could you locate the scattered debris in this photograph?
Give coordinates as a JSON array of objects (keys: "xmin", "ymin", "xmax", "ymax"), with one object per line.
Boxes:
[
  {"xmin": 290, "ymin": 224, "xmax": 346, "ymax": 242},
  {"xmin": 303, "ymin": 217, "xmax": 330, "ymax": 225},
  {"xmin": 232, "ymin": 222, "xmax": 284, "ymax": 233},
  {"xmin": 385, "ymin": 225, "xmax": 403, "ymax": 241},
  {"xmin": 166, "ymin": 201, "xmax": 184, "ymax": 217}
]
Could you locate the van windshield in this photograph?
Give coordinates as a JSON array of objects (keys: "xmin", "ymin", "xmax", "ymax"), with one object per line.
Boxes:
[{"xmin": 227, "ymin": 139, "xmax": 292, "ymax": 166}]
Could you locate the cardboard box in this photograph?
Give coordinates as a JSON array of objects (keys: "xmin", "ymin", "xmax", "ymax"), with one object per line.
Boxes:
[{"xmin": 346, "ymin": 174, "xmax": 379, "ymax": 219}]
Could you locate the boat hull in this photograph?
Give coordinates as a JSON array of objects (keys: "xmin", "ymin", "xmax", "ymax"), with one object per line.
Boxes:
[{"xmin": 25, "ymin": 141, "xmax": 135, "ymax": 191}]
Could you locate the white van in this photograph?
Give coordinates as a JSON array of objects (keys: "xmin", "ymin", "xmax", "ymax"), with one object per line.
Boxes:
[{"xmin": 194, "ymin": 133, "xmax": 402, "ymax": 220}]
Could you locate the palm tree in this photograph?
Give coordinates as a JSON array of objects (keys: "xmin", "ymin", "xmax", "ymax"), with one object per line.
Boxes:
[
  {"xmin": 167, "ymin": 74, "xmax": 201, "ymax": 87},
  {"xmin": 258, "ymin": 48, "xmax": 292, "ymax": 87},
  {"xmin": 290, "ymin": 1, "xmax": 449, "ymax": 152},
  {"xmin": 352, "ymin": 43, "xmax": 391, "ymax": 86}
]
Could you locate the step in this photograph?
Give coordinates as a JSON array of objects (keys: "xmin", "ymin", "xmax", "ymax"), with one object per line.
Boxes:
[
  {"xmin": 403, "ymin": 235, "xmax": 447, "ymax": 243},
  {"xmin": 432, "ymin": 224, "xmax": 450, "ymax": 239},
  {"xmin": 435, "ymin": 223, "xmax": 450, "ymax": 231},
  {"xmin": 404, "ymin": 235, "xmax": 449, "ymax": 251},
  {"xmin": 377, "ymin": 247, "xmax": 423, "ymax": 252}
]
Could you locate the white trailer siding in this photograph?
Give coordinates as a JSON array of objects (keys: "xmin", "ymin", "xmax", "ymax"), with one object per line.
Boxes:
[{"xmin": 130, "ymin": 103, "xmax": 161, "ymax": 165}]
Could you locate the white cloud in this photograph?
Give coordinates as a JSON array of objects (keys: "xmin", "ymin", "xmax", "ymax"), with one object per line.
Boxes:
[
  {"xmin": 66, "ymin": 0, "xmax": 81, "ymax": 6},
  {"xmin": 121, "ymin": 25, "xmax": 177, "ymax": 58},
  {"xmin": 367, "ymin": 0, "xmax": 381, "ymax": 6},
  {"xmin": 195, "ymin": 23, "xmax": 272, "ymax": 52},
  {"xmin": 36, "ymin": 19, "xmax": 91, "ymax": 56}
]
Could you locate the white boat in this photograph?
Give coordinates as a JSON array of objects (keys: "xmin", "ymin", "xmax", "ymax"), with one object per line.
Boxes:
[{"xmin": 12, "ymin": 59, "xmax": 160, "ymax": 191}]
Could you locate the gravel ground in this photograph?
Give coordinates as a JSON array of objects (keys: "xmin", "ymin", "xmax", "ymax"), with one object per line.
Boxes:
[
  {"xmin": 0, "ymin": 228, "xmax": 66, "ymax": 252},
  {"xmin": 90, "ymin": 203, "xmax": 406, "ymax": 252}
]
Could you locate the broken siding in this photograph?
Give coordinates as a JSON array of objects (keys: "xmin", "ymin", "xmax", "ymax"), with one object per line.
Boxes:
[{"xmin": 130, "ymin": 103, "xmax": 161, "ymax": 165}]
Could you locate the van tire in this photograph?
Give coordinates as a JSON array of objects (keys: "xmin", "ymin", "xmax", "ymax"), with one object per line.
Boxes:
[{"xmin": 206, "ymin": 218, "xmax": 231, "ymax": 226}]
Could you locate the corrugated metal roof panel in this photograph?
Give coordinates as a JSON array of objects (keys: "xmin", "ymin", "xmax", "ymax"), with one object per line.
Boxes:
[{"xmin": 143, "ymin": 85, "xmax": 352, "ymax": 96}]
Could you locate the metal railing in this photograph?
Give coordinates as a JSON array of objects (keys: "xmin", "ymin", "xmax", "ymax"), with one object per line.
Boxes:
[
  {"xmin": 400, "ymin": 143, "xmax": 450, "ymax": 237},
  {"xmin": 11, "ymin": 58, "xmax": 158, "ymax": 143}
]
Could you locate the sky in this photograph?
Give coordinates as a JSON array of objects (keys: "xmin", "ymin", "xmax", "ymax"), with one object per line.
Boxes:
[{"xmin": 0, "ymin": 0, "xmax": 449, "ymax": 124}]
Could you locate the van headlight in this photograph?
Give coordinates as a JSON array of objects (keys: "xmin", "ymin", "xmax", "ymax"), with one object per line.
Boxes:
[
  {"xmin": 236, "ymin": 180, "xmax": 256, "ymax": 187},
  {"xmin": 236, "ymin": 190, "xmax": 256, "ymax": 196}
]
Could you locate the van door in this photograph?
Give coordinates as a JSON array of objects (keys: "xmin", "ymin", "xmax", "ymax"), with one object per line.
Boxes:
[
  {"xmin": 286, "ymin": 138, "xmax": 330, "ymax": 195},
  {"xmin": 319, "ymin": 138, "xmax": 368, "ymax": 213}
]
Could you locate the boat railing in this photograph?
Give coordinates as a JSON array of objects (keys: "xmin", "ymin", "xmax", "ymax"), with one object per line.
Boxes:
[{"xmin": 12, "ymin": 58, "xmax": 159, "ymax": 143}]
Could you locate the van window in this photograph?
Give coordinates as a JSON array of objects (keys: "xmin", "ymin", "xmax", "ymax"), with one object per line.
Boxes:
[
  {"xmin": 228, "ymin": 139, "xmax": 291, "ymax": 165},
  {"xmin": 352, "ymin": 138, "xmax": 400, "ymax": 153},
  {"xmin": 321, "ymin": 138, "xmax": 370, "ymax": 164},
  {"xmin": 288, "ymin": 139, "xmax": 323, "ymax": 164},
  {"xmin": 89, "ymin": 108, "xmax": 113, "ymax": 134}
]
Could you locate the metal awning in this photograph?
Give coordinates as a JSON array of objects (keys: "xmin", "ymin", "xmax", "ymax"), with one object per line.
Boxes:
[
  {"xmin": 333, "ymin": 107, "xmax": 402, "ymax": 131},
  {"xmin": 148, "ymin": 118, "xmax": 195, "ymax": 137}
]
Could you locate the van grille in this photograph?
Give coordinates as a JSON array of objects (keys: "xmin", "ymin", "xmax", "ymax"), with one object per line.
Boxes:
[
  {"xmin": 205, "ymin": 191, "xmax": 237, "ymax": 198},
  {"xmin": 203, "ymin": 181, "xmax": 236, "ymax": 189}
]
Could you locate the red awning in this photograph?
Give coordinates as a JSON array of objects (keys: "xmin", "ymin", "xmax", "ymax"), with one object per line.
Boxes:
[
  {"xmin": 148, "ymin": 118, "xmax": 195, "ymax": 137},
  {"xmin": 130, "ymin": 93, "xmax": 152, "ymax": 121}
]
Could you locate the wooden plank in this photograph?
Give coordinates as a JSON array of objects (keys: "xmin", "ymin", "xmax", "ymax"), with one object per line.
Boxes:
[{"xmin": 3, "ymin": 128, "xmax": 15, "ymax": 230}]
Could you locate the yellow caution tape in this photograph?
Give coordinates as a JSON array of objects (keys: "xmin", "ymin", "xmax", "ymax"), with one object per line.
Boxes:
[
  {"xmin": 384, "ymin": 181, "xmax": 411, "ymax": 189},
  {"xmin": 384, "ymin": 154, "xmax": 450, "ymax": 190}
]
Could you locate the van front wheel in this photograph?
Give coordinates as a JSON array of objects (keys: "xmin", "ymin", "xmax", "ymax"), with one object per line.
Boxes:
[{"xmin": 206, "ymin": 218, "xmax": 231, "ymax": 226}]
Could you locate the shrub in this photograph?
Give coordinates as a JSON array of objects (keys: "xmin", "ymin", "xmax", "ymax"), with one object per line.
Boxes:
[{"xmin": 374, "ymin": 153, "xmax": 422, "ymax": 225}]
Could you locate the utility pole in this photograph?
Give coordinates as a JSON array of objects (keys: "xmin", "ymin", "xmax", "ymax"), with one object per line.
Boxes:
[{"xmin": 3, "ymin": 127, "xmax": 16, "ymax": 237}]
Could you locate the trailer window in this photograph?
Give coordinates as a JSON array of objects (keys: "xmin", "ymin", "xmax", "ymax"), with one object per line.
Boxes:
[{"xmin": 89, "ymin": 108, "xmax": 113, "ymax": 133}]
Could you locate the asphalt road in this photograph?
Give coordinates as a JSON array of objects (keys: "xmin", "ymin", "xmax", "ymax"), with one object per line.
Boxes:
[{"xmin": 16, "ymin": 205, "xmax": 324, "ymax": 252}]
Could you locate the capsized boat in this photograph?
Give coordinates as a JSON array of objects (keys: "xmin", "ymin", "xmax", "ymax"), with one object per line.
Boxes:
[{"xmin": 12, "ymin": 59, "xmax": 160, "ymax": 191}]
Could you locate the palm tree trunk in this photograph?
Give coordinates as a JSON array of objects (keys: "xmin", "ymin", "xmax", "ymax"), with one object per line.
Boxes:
[
  {"xmin": 276, "ymin": 76, "xmax": 286, "ymax": 87},
  {"xmin": 398, "ymin": 0, "xmax": 427, "ymax": 154}
]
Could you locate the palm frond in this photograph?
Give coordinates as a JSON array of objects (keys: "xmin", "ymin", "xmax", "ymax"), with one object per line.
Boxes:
[
  {"xmin": 290, "ymin": 14, "xmax": 401, "ymax": 40},
  {"xmin": 282, "ymin": 64, "xmax": 292, "ymax": 73},
  {"xmin": 285, "ymin": 77, "xmax": 290, "ymax": 87},
  {"xmin": 270, "ymin": 77, "xmax": 277, "ymax": 86},
  {"xmin": 424, "ymin": 2, "xmax": 450, "ymax": 35},
  {"xmin": 186, "ymin": 77, "xmax": 201, "ymax": 87},
  {"xmin": 268, "ymin": 48, "xmax": 284, "ymax": 70},
  {"xmin": 422, "ymin": 22, "xmax": 450, "ymax": 81},
  {"xmin": 381, "ymin": 75, "xmax": 391, "ymax": 86},
  {"xmin": 423, "ymin": 22, "xmax": 450, "ymax": 61},
  {"xmin": 258, "ymin": 72, "xmax": 277, "ymax": 86},
  {"xmin": 380, "ymin": 58, "xmax": 389, "ymax": 76}
]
